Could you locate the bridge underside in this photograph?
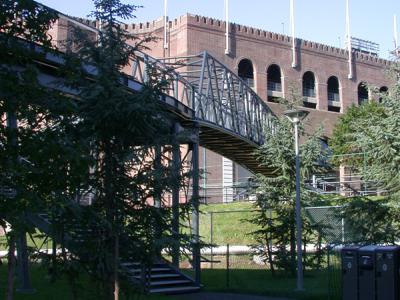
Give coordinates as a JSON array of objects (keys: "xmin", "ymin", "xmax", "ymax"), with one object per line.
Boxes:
[
  {"xmin": 178, "ymin": 118, "xmax": 274, "ymax": 176},
  {"xmin": 196, "ymin": 123, "xmax": 274, "ymax": 176}
]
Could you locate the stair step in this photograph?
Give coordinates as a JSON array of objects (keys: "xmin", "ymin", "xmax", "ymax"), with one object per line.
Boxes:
[
  {"xmin": 150, "ymin": 279, "xmax": 192, "ymax": 286},
  {"xmin": 149, "ymin": 285, "xmax": 200, "ymax": 294},
  {"xmin": 120, "ymin": 262, "xmax": 140, "ymax": 267},
  {"xmin": 123, "ymin": 267, "xmax": 171, "ymax": 273},
  {"xmin": 132, "ymin": 273, "xmax": 181, "ymax": 279}
]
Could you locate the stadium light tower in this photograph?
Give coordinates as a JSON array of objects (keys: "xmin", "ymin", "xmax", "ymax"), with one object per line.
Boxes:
[{"xmin": 284, "ymin": 108, "xmax": 309, "ymax": 292}]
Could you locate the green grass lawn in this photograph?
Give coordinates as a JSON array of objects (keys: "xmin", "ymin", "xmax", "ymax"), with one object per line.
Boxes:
[
  {"xmin": 0, "ymin": 264, "xmax": 336, "ymax": 300},
  {"xmin": 0, "ymin": 264, "xmax": 173, "ymax": 300},
  {"xmin": 0, "ymin": 231, "xmax": 52, "ymax": 252},
  {"xmin": 0, "ymin": 201, "xmax": 339, "ymax": 299}
]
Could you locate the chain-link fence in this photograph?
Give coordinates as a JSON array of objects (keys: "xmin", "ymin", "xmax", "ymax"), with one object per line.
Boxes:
[
  {"xmin": 189, "ymin": 204, "xmax": 374, "ymax": 298},
  {"xmin": 176, "ymin": 202, "xmax": 391, "ymax": 298},
  {"xmin": 305, "ymin": 205, "xmax": 344, "ymax": 300},
  {"xmin": 327, "ymin": 245, "xmax": 341, "ymax": 300},
  {"xmin": 181, "ymin": 206, "xmax": 344, "ymax": 297},
  {"xmin": 178, "ymin": 196, "xmax": 396, "ymax": 298}
]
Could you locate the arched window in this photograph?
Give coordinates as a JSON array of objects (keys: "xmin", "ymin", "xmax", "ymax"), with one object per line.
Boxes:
[
  {"xmin": 302, "ymin": 71, "xmax": 316, "ymax": 98},
  {"xmin": 267, "ymin": 64, "xmax": 282, "ymax": 102},
  {"xmin": 358, "ymin": 82, "xmax": 369, "ymax": 105},
  {"xmin": 267, "ymin": 64, "xmax": 282, "ymax": 91},
  {"xmin": 379, "ymin": 86, "xmax": 388, "ymax": 103},
  {"xmin": 238, "ymin": 59, "xmax": 254, "ymax": 88},
  {"xmin": 302, "ymin": 71, "xmax": 316, "ymax": 109},
  {"xmin": 327, "ymin": 76, "xmax": 341, "ymax": 112}
]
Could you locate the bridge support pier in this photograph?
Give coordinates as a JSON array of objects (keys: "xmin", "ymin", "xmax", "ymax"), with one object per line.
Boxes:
[
  {"xmin": 191, "ymin": 123, "xmax": 201, "ymax": 285},
  {"xmin": 172, "ymin": 123, "xmax": 181, "ymax": 268}
]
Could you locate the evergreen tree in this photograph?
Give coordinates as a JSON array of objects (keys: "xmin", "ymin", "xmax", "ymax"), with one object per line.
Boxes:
[
  {"xmin": 341, "ymin": 196, "xmax": 400, "ymax": 244},
  {"xmin": 1, "ymin": 1, "xmax": 189, "ymax": 298},
  {"xmin": 329, "ymin": 64, "xmax": 400, "ymax": 245},
  {"xmin": 59, "ymin": 1, "xmax": 188, "ymax": 298},
  {"xmin": 250, "ymin": 116, "xmax": 328, "ymax": 275}
]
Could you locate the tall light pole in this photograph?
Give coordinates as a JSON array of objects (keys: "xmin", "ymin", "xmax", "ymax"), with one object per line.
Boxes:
[{"xmin": 283, "ymin": 108, "xmax": 309, "ymax": 292}]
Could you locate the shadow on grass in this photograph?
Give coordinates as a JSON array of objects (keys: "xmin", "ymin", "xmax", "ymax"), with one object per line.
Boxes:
[
  {"xmin": 0, "ymin": 264, "xmax": 171, "ymax": 300},
  {"xmin": 198, "ymin": 268, "xmax": 335, "ymax": 300},
  {"xmin": 0, "ymin": 263, "xmax": 338, "ymax": 300}
]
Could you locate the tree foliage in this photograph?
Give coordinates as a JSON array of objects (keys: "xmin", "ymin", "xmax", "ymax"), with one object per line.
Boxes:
[
  {"xmin": 330, "ymin": 66, "xmax": 400, "ymax": 198},
  {"xmin": 341, "ymin": 196, "xmax": 400, "ymax": 244},
  {"xmin": 329, "ymin": 102, "xmax": 386, "ymax": 167},
  {"xmin": 0, "ymin": 1, "xmax": 61, "ymax": 298}
]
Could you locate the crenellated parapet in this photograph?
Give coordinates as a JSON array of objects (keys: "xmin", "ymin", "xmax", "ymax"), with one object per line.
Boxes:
[{"xmin": 128, "ymin": 13, "xmax": 392, "ymax": 67}]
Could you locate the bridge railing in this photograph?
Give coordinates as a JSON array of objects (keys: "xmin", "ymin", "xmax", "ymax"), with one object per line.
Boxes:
[
  {"xmin": 159, "ymin": 53, "xmax": 276, "ymax": 145},
  {"xmin": 130, "ymin": 51, "xmax": 195, "ymax": 109}
]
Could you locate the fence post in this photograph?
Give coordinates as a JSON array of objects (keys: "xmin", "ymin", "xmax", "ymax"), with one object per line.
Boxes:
[
  {"xmin": 327, "ymin": 245, "xmax": 331, "ymax": 300},
  {"xmin": 226, "ymin": 243, "xmax": 230, "ymax": 288},
  {"xmin": 341, "ymin": 218, "xmax": 345, "ymax": 244},
  {"xmin": 210, "ymin": 212, "xmax": 214, "ymax": 269}
]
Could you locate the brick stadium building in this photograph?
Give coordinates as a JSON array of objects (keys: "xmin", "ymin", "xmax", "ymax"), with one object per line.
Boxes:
[{"xmin": 51, "ymin": 14, "xmax": 394, "ymax": 203}]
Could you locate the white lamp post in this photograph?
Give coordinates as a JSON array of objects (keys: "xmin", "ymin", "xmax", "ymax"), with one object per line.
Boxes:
[{"xmin": 283, "ymin": 108, "xmax": 309, "ymax": 292}]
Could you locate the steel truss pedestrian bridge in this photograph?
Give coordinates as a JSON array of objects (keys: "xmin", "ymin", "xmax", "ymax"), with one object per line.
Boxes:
[
  {"xmin": 38, "ymin": 43, "xmax": 276, "ymax": 173},
  {"xmin": 32, "ymin": 8, "xmax": 277, "ymax": 175},
  {"xmin": 131, "ymin": 51, "xmax": 277, "ymax": 174}
]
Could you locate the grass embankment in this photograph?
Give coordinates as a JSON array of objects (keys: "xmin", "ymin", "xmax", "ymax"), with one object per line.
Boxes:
[{"xmin": 198, "ymin": 201, "xmax": 258, "ymax": 245}]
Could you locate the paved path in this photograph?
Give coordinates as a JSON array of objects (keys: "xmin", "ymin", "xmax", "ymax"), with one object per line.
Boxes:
[{"xmin": 171, "ymin": 292, "xmax": 294, "ymax": 300}]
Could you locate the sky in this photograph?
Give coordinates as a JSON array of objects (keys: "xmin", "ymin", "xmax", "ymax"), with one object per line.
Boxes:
[{"xmin": 37, "ymin": 0, "xmax": 400, "ymax": 59}]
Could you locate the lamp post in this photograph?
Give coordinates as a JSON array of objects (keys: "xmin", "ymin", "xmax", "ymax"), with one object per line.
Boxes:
[{"xmin": 283, "ymin": 108, "xmax": 309, "ymax": 292}]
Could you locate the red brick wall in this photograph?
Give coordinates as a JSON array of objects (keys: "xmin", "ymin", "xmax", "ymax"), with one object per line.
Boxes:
[
  {"xmin": 52, "ymin": 14, "xmax": 394, "ymax": 203},
  {"xmin": 129, "ymin": 13, "xmax": 393, "ymax": 136}
]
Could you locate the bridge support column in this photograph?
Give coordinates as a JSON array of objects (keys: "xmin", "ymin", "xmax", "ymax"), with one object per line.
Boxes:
[
  {"xmin": 191, "ymin": 123, "xmax": 201, "ymax": 285},
  {"xmin": 16, "ymin": 229, "xmax": 34, "ymax": 293},
  {"xmin": 172, "ymin": 123, "xmax": 181, "ymax": 268},
  {"xmin": 154, "ymin": 145, "xmax": 162, "ymax": 260},
  {"xmin": 7, "ymin": 112, "xmax": 34, "ymax": 293}
]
